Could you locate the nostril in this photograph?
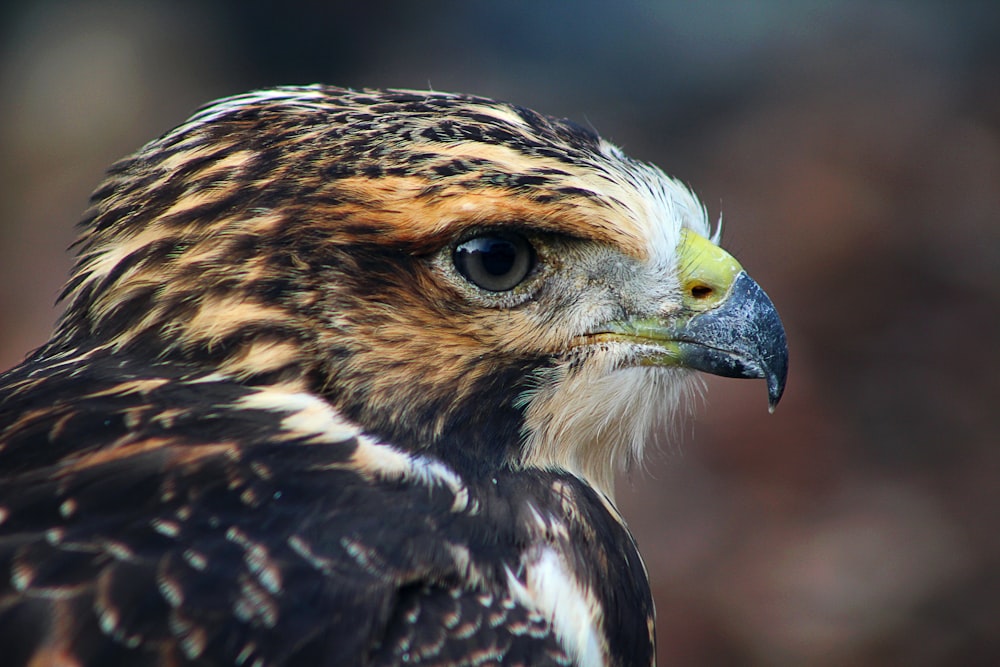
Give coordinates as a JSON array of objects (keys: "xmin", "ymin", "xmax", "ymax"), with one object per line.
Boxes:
[{"xmin": 689, "ymin": 283, "xmax": 714, "ymax": 299}]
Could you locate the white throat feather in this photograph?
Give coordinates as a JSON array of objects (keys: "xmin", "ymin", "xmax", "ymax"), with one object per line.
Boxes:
[{"xmin": 518, "ymin": 346, "xmax": 700, "ymax": 499}]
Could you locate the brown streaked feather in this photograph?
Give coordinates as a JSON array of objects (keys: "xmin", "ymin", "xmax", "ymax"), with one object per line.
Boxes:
[{"xmin": 0, "ymin": 85, "xmax": 724, "ymax": 666}]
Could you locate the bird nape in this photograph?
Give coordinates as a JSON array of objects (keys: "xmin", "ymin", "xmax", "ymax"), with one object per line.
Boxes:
[{"xmin": 0, "ymin": 85, "xmax": 787, "ymax": 667}]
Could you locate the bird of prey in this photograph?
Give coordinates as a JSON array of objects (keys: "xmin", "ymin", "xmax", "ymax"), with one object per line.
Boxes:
[{"xmin": 0, "ymin": 85, "xmax": 786, "ymax": 666}]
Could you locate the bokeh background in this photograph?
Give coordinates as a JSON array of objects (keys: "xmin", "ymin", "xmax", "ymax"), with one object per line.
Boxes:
[{"xmin": 2, "ymin": 1, "xmax": 998, "ymax": 664}]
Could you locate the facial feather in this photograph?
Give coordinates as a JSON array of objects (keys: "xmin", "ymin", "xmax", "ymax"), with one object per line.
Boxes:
[{"xmin": 48, "ymin": 85, "xmax": 712, "ymax": 494}]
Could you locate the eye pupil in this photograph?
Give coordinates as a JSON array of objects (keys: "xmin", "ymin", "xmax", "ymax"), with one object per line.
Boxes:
[
  {"xmin": 479, "ymin": 239, "xmax": 516, "ymax": 276},
  {"xmin": 453, "ymin": 233, "xmax": 534, "ymax": 292}
]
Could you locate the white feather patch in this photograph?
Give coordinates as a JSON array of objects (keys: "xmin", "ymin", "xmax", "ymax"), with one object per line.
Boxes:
[
  {"xmin": 232, "ymin": 387, "xmax": 472, "ymax": 510},
  {"xmin": 506, "ymin": 546, "xmax": 606, "ymax": 667},
  {"xmin": 598, "ymin": 140, "xmax": 712, "ymax": 269},
  {"xmin": 520, "ymin": 349, "xmax": 699, "ymax": 500},
  {"xmin": 233, "ymin": 388, "xmax": 362, "ymax": 443}
]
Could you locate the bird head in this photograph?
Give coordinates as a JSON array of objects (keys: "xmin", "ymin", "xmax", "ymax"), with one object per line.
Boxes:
[{"xmin": 55, "ymin": 86, "xmax": 787, "ymax": 496}]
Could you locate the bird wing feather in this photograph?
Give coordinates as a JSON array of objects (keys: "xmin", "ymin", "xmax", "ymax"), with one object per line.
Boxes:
[{"xmin": 0, "ymin": 351, "xmax": 571, "ymax": 666}]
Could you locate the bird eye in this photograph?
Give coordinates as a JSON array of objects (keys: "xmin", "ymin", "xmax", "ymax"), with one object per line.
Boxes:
[{"xmin": 453, "ymin": 233, "xmax": 535, "ymax": 292}]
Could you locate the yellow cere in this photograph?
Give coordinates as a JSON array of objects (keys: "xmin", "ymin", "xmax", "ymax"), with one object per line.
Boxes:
[{"xmin": 676, "ymin": 229, "xmax": 743, "ymax": 311}]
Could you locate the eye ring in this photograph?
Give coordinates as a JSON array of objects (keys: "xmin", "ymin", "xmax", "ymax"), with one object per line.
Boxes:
[{"xmin": 453, "ymin": 233, "xmax": 535, "ymax": 292}]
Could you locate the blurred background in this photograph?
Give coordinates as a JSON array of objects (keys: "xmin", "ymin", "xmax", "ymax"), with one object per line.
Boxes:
[{"xmin": 1, "ymin": 1, "xmax": 998, "ymax": 664}]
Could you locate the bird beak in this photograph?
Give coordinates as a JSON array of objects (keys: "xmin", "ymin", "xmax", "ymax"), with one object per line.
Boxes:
[{"xmin": 605, "ymin": 230, "xmax": 788, "ymax": 411}]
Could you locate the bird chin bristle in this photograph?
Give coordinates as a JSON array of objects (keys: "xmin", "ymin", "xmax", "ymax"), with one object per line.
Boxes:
[{"xmin": 518, "ymin": 355, "xmax": 700, "ymax": 500}]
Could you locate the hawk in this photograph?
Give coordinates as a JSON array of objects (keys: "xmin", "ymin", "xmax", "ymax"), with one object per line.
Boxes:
[{"xmin": 0, "ymin": 86, "xmax": 787, "ymax": 666}]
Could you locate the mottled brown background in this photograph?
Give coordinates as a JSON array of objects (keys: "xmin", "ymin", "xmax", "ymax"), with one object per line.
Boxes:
[{"xmin": 2, "ymin": 2, "xmax": 998, "ymax": 665}]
